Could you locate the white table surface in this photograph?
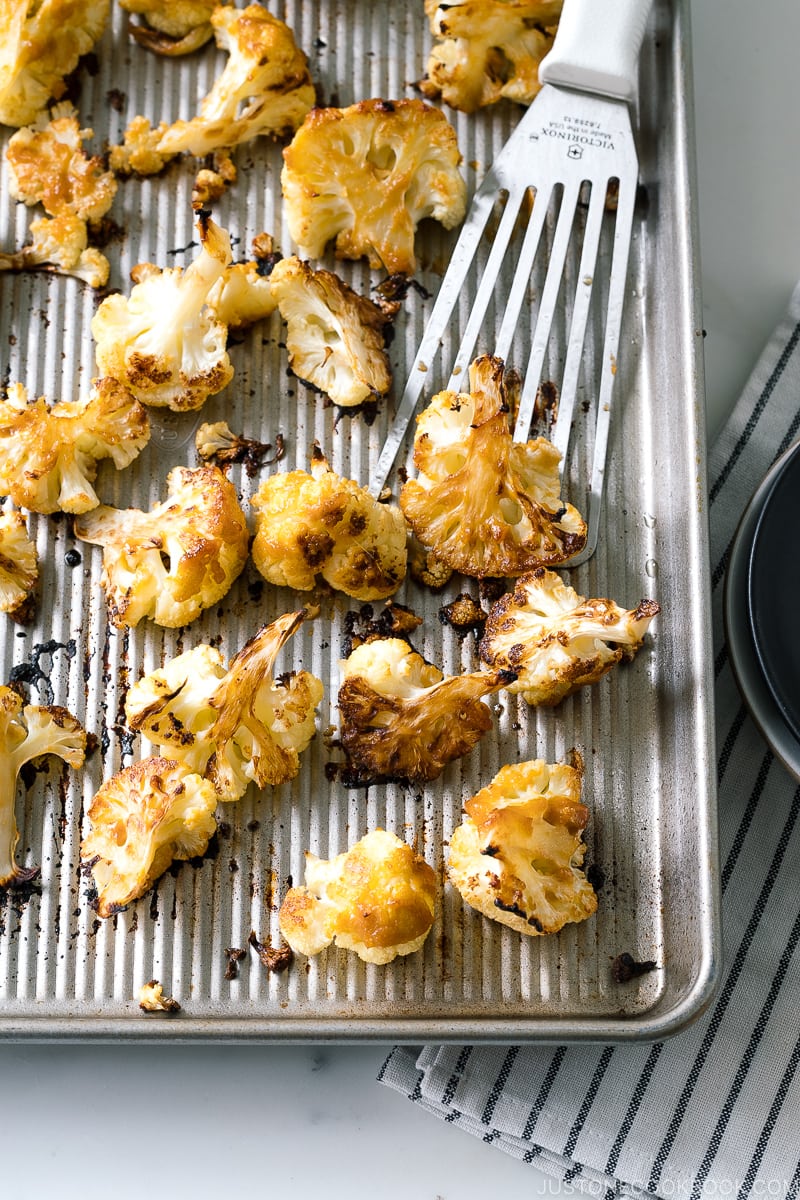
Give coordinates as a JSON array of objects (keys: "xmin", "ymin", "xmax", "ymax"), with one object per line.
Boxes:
[{"xmin": 3, "ymin": 2, "xmax": 799, "ymax": 1195}]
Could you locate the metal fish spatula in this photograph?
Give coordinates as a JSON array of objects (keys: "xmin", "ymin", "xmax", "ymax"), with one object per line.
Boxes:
[{"xmin": 369, "ymin": 0, "xmax": 654, "ymax": 565}]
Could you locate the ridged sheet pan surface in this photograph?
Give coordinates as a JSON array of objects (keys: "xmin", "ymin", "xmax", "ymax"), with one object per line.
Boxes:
[{"xmin": 0, "ymin": 0, "xmax": 718, "ymax": 1040}]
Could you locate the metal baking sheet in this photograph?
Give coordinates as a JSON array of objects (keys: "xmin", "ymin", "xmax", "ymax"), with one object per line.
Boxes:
[{"xmin": 0, "ymin": 0, "xmax": 719, "ymax": 1041}]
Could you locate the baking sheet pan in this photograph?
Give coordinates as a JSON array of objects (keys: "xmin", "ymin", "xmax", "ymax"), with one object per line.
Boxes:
[{"xmin": 0, "ymin": 0, "xmax": 719, "ymax": 1040}]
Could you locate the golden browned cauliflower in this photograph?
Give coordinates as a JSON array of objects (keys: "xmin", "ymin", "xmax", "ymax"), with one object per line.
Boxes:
[
  {"xmin": 281, "ymin": 98, "xmax": 467, "ymax": 275},
  {"xmin": 0, "ymin": 0, "xmax": 110, "ymax": 128},
  {"xmin": 0, "ymin": 686, "xmax": 85, "ymax": 889},
  {"xmin": 251, "ymin": 447, "xmax": 407, "ymax": 601},
  {"xmin": 0, "ymin": 211, "xmax": 110, "ymax": 286},
  {"xmin": 121, "ymin": 0, "xmax": 223, "ymax": 55},
  {"xmin": 157, "ymin": 5, "xmax": 314, "ymax": 156},
  {"xmin": 279, "ymin": 828, "xmax": 437, "ymax": 964},
  {"xmin": 0, "ymin": 378, "xmax": 150, "ymax": 515},
  {"xmin": 74, "ymin": 465, "xmax": 249, "ymax": 628},
  {"xmin": 206, "ymin": 236, "xmax": 279, "ymax": 330},
  {"xmin": 421, "ymin": 0, "xmax": 562, "ymax": 113},
  {"xmin": 6, "ymin": 102, "xmax": 117, "ymax": 220},
  {"xmin": 138, "ymin": 980, "xmax": 181, "ymax": 1012},
  {"xmin": 125, "ymin": 611, "xmax": 323, "ymax": 800},
  {"xmin": 448, "ymin": 758, "xmax": 598, "ymax": 936},
  {"xmin": 91, "ymin": 213, "xmax": 234, "ymax": 412},
  {"xmin": 81, "ymin": 756, "xmax": 218, "ymax": 917},
  {"xmin": 108, "ymin": 116, "xmax": 176, "ymax": 177},
  {"xmin": 0, "ymin": 510, "xmax": 38, "ymax": 622},
  {"xmin": 480, "ymin": 567, "xmax": 660, "ymax": 705},
  {"xmin": 337, "ymin": 637, "xmax": 514, "ymax": 785},
  {"xmin": 400, "ymin": 355, "xmax": 586, "ymax": 577},
  {"xmin": 268, "ymin": 256, "xmax": 396, "ymax": 408}
]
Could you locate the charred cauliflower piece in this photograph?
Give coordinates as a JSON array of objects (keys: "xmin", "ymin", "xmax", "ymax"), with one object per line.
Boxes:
[
  {"xmin": 81, "ymin": 756, "xmax": 218, "ymax": 917},
  {"xmin": 421, "ymin": 0, "xmax": 562, "ymax": 113},
  {"xmin": 400, "ymin": 355, "xmax": 586, "ymax": 577},
  {"xmin": 122, "ymin": 0, "xmax": 222, "ymax": 55},
  {"xmin": 480, "ymin": 567, "xmax": 660, "ymax": 705},
  {"xmin": 92, "ymin": 212, "xmax": 234, "ymax": 412},
  {"xmin": 125, "ymin": 611, "xmax": 323, "ymax": 799},
  {"xmin": 279, "ymin": 828, "xmax": 436, "ymax": 964},
  {"xmin": 448, "ymin": 758, "xmax": 598, "ymax": 935},
  {"xmin": 281, "ymin": 98, "xmax": 467, "ymax": 274},
  {"xmin": 251, "ymin": 447, "xmax": 407, "ymax": 601},
  {"xmin": 0, "ymin": 686, "xmax": 85, "ymax": 889},
  {"xmin": 269, "ymin": 256, "xmax": 396, "ymax": 408},
  {"xmin": 338, "ymin": 637, "xmax": 513, "ymax": 785},
  {"xmin": 206, "ymin": 236, "xmax": 279, "ymax": 330},
  {"xmin": 0, "ymin": 510, "xmax": 38, "ymax": 621},
  {"xmin": 108, "ymin": 116, "xmax": 176, "ymax": 177},
  {"xmin": 0, "ymin": 0, "xmax": 110, "ymax": 128},
  {"xmin": 157, "ymin": 5, "xmax": 314, "ymax": 156},
  {"xmin": 0, "ymin": 378, "xmax": 150, "ymax": 515},
  {"xmin": 74, "ymin": 464, "xmax": 249, "ymax": 628}
]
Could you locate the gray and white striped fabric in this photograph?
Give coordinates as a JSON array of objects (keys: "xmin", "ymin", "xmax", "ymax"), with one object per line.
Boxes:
[{"xmin": 379, "ymin": 283, "xmax": 800, "ymax": 1199}]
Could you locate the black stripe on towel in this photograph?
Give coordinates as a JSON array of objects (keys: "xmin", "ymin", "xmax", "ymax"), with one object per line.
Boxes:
[
  {"xmin": 716, "ymin": 706, "xmax": 747, "ymax": 786},
  {"xmin": 562, "ymin": 1046, "xmax": 616, "ymax": 1165},
  {"xmin": 648, "ymin": 784, "xmax": 800, "ymax": 1191},
  {"xmin": 740, "ymin": 1037, "xmax": 800, "ymax": 1199},
  {"xmin": 604, "ymin": 1042, "xmax": 664, "ymax": 1177},
  {"xmin": 521, "ymin": 1046, "xmax": 567, "ymax": 1163},
  {"xmin": 441, "ymin": 1046, "xmax": 473, "ymax": 1107},
  {"xmin": 481, "ymin": 1046, "xmax": 519, "ymax": 1126},
  {"xmin": 690, "ymin": 904, "xmax": 800, "ymax": 1198}
]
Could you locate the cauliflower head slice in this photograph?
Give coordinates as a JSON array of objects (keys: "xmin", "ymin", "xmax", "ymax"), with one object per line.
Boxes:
[
  {"xmin": 281, "ymin": 98, "xmax": 467, "ymax": 274},
  {"xmin": 480, "ymin": 567, "xmax": 660, "ymax": 705},
  {"xmin": 269, "ymin": 256, "xmax": 396, "ymax": 408},
  {"xmin": 251, "ymin": 447, "xmax": 407, "ymax": 601},
  {"xmin": 400, "ymin": 355, "xmax": 587, "ymax": 577},
  {"xmin": 81, "ymin": 756, "xmax": 218, "ymax": 917},
  {"xmin": 125, "ymin": 611, "xmax": 323, "ymax": 799},
  {"xmin": 91, "ymin": 212, "xmax": 234, "ymax": 412},
  {"xmin": 279, "ymin": 828, "xmax": 437, "ymax": 964},
  {"xmin": 6, "ymin": 103, "xmax": 117, "ymax": 219},
  {"xmin": 0, "ymin": 686, "xmax": 85, "ymax": 889},
  {"xmin": 421, "ymin": 0, "xmax": 562, "ymax": 113},
  {"xmin": 121, "ymin": 0, "xmax": 221, "ymax": 55},
  {"xmin": 338, "ymin": 637, "xmax": 514, "ymax": 785},
  {"xmin": 157, "ymin": 5, "xmax": 314, "ymax": 156},
  {"xmin": 0, "ymin": 378, "xmax": 150, "ymax": 515},
  {"xmin": 0, "ymin": 510, "xmax": 38, "ymax": 621},
  {"xmin": 448, "ymin": 758, "xmax": 598, "ymax": 936},
  {"xmin": 0, "ymin": 0, "xmax": 110, "ymax": 129},
  {"xmin": 74, "ymin": 464, "xmax": 249, "ymax": 628}
]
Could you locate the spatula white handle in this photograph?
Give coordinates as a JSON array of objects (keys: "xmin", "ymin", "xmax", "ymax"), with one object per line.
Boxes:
[{"xmin": 538, "ymin": 0, "xmax": 654, "ymax": 101}]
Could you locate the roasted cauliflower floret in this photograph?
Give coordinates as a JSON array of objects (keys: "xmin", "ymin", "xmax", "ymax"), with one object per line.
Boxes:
[
  {"xmin": 125, "ymin": 610, "xmax": 323, "ymax": 799},
  {"xmin": 92, "ymin": 212, "xmax": 234, "ymax": 411},
  {"xmin": 0, "ymin": 686, "xmax": 85, "ymax": 889},
  {"xmin": 338, "ymin": 637, "xmax": 514, "ymax": 785},
  {"xmin": 0, "ymin": 510, "xmax": 38, "ymax": 621},
  {"xmin": 480, "ymin": 567, "xmax": 660, "ymax": 705},
  {"xmin": 157, "ymin": 5, "xmax": 314, "ymax": 156},
  {"xmin": 108, "ymin": 116, "xmax": 176, "ymax": 177},
  {"xmin": 448, "ymin": 758, "xmax": 598, "ymax": 936},
  {"xmin": 138, "ymin": 980, "xmax": 181, "ymax": 1012},
  {"xmin": 279, "ymin": 828, "xmax": 437, "ymax": 964},
  {"xmin": 122, "ymin": 0, "xmax": 223, "ymax": 55},
  {"xmin": 281, "ymin": 98, "xmax": 467, "ymax": 274},
  {"xmin": 206, "ymin": 236, "xmax": 279, "ymax": 330},
  {"xmin": 81, "ymin": 756, "xmax": 218, "ymax": 917},
  {"xmin": 0, "ymin": 211, "xmax": 110, "ymax": 286},
  {"xmin": 269, "ymin": 256, "xmax": 396, "ymax": 408},
  {"xmin": 400, "ymin": 355, "xmax": 586, "ymax": 577},
  {"xmin": 0, "ymin": 0, "xmax": 110, "ymax": 128},
  {"xmin": 74, "ymin": 464, "xmax": 249, "ymax": 628},
  {"xmin": 251, "ymin": 447, "xmax": 407, "ymax": 601},
  {"xmin": 0, "ymin": 378, "xmax": 150, "ymax": 515},
  {"xmin": 6, "ymin": 103, "xmax": 117, "ymax": 219},
  {"xmin": 421, "ymin": 0, "xmax": 562, "ymax": 113}
]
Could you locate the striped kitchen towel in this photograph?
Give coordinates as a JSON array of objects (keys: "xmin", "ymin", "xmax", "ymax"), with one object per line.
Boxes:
[{"xmin": 379, "ymin": 283, "xmax": 800, "ymax": 1199}]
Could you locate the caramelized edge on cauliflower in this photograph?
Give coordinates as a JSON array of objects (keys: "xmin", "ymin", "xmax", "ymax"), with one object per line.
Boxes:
[{"xmin": 0, "ymin": 510, "xmax": 38, "ymax": 622}]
